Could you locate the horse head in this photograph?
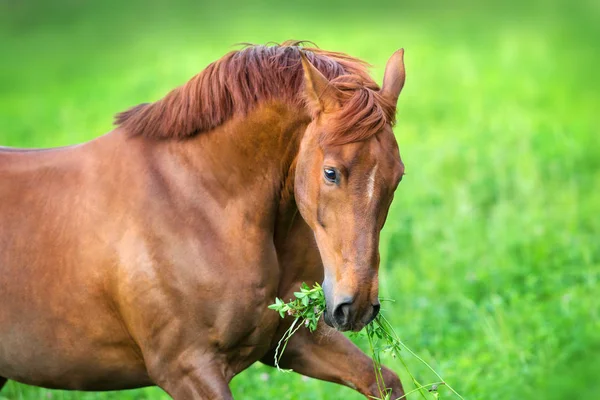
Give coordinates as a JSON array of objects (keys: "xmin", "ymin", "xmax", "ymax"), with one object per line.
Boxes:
[{"xmin": 294, "ymin": 50, "xmax": 406, "ymax": 331}]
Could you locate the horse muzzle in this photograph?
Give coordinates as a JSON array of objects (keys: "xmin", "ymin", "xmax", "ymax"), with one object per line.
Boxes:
[{"xmin": 323, "ymin": 298, "xmax": 380, "ymax": 332}]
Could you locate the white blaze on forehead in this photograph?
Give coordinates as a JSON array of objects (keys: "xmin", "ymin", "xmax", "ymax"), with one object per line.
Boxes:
[{"xmin": 366, "ymin": 163, "xmax": 378, "ymax": 202}]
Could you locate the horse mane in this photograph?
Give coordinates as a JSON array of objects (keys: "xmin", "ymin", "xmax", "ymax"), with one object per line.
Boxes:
[{"xmin": 114, "ymin": 41, "xmax": 396, "ymax": 146}]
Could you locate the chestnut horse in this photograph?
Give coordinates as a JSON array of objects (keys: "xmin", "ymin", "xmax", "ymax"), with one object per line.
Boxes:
[{"xmin": 0, "ymin": 42, "xmax": 406, "ymax": 399}]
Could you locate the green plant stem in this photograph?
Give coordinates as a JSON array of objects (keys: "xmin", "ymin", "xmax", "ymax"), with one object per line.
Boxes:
[
  {"xmin": 377, "ymin": 315, "xmax": 465, "ymax": 400},
  {"xmin": 274, "ymin": 317, "xmax": 300, "ymax": 371},
  {"xmin": 394, "ymin": 382, "xmax": 446, "ymax": 400},
  {"xmin": 367, "ymin": 324, "xmax": 387, "ymax": 399}
]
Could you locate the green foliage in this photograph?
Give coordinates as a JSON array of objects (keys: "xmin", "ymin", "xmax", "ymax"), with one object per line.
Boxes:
[
  {"xmin": 268, "ymin": 283, "xmax": 327, "ymax": 370},
  {"xmin": 269, "ymin": 282, "xmax": 325, "ymax": 332},
  {"xmin": 268, "ymin": 283, "xmax": 326, "ymax": 332}
]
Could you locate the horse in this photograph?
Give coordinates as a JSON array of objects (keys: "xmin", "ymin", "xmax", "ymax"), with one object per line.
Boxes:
[{"xmin": 0, "ymin": 41, "xmax": 406, "ymax": 399}]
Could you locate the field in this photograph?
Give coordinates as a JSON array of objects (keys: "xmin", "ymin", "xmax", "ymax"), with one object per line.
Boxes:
[{"xmin": 1, "ymin": 0, "xmax": 599, "ymax": 399}]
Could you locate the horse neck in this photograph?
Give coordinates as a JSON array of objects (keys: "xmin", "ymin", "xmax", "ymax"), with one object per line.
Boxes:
[{"xmin": 141, "ymin": 101, "xmax": 310, "ymax": 236}]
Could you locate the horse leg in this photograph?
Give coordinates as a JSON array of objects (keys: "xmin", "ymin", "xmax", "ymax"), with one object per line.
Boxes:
[
  {"xmin": 158, "ymin": 371, "xmax": 232, "ymax": 400},
  {"xmin": 261, "ymin": 322, "xmax": 404, "ymax": 399},
  {"xmin": 146, "ymin": 351, "xmax": 233, "ymax": 400}
]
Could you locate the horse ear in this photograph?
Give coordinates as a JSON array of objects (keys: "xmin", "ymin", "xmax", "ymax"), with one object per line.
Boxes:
[
  {"xmin": 300, "ymin": 52, "xmax": 341, "ymax": 114},
  {"xmin": 381, "ymin": 49, "xmax": 406, "ymax": 106}
]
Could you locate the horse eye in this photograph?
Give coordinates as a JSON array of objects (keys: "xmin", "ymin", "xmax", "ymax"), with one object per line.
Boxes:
[{"xmin": 323, "ymin": 168, "xmax": 338, "ymax": 183}]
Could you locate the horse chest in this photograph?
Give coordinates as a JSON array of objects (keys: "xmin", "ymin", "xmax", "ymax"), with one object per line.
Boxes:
[
  {"xmin": 217, "ymin": 288, "xmax": 283, "ymax": 373},
  {"xmin": 121, "ymin": 205, "xmax": 294, "ymax": 376},
  {"xmin": 141, "ymin": 234, "xmax": 283, "ymax": 362},
  {"xmin": 208, "ymin": 258, "xmax": 286, "ymax": 371}
]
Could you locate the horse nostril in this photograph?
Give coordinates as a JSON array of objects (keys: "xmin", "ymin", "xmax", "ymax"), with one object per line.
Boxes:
[
  {"xmin": 371, "ymin": 303, "xmax": 381, "ymax": 321},
  {"xmin": 363, "ymin": 303, "xmax": 380, "ymax": 325},
  {"xmin": 332, "ymin": 301, "xmax": 353, "ymax": 327}
]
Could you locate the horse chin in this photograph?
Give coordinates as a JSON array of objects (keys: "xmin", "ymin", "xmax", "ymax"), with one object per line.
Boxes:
[
  {"xmin": 339, "ymin": 321, "xmax": 365, "ymax": 332},
  {"xmin": 334, "ymin": 322, "xmax": 365, "ymax": 333}
]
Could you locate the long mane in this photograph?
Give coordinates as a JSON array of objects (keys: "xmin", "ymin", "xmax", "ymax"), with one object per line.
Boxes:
[{"xmin": 115, "ymin": 41, "xmax": 396, "ymax": 145}]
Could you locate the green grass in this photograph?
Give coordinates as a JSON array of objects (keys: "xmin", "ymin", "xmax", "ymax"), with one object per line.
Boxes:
[{"xmin": 1, "ymin": 0, "xmax": 599, "ymax": 399}]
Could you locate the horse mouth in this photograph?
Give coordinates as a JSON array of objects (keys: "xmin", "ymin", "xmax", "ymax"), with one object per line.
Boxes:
[{"xmin": 323, "ymin": 308, "xmax": 364, "ymax": 332}]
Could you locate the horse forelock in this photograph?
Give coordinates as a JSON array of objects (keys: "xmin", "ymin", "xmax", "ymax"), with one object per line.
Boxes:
[
  {"xmin": 319, "ymin": 76, "xmax": 397, "ymax": 146},
  {"xmin": 114, "ymin": 41, "xmax": 396, "ymax": 144}
]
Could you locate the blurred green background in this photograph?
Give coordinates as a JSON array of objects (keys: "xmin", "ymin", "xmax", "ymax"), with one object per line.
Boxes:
[{"xmin": 1, "ymin": 0, "xmax": 598, "ymax": 399}]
